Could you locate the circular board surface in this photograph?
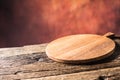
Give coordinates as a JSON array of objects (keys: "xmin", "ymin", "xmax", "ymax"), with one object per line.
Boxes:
[{"xmin": 45, "ymin": 34, "xmax": 115, "ymax": 63}]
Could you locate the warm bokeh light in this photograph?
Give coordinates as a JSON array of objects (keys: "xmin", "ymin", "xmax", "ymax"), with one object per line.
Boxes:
[{"xmin": 0, "ymin": 0, "xmax": 120, "ymax": 47}]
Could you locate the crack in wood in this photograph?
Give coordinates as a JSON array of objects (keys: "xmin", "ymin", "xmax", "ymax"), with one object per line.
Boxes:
[{"xmin": 98, "ymin": 73, "xmax": 120, "ymax": 80}]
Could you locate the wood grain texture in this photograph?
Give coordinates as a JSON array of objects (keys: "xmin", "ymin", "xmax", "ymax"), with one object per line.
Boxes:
[
  {"xmin": 0, "ymin": 39, "xmax": 120, "ymax": 80},
  {"xmin": 46, "ymin": 34, "xmax": 115, "ymax": 63},
  {"xmin": 22, "ymin": 67, "xmax": 120, "ymax": 80}
]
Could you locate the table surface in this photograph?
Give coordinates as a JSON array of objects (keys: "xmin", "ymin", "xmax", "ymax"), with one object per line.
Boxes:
[{"xmin": 0, "ymin": 38, "xmax": 120, "ymax": 80}]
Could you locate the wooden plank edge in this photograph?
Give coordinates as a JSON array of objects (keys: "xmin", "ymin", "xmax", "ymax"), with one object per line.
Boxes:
[
  {"xmin": 0, "ymin": 43, "xmax": 47, "ymax": 57},
  {"xmin": 22, "ymin": 66, "xmax": 120, "ymax": 80}
]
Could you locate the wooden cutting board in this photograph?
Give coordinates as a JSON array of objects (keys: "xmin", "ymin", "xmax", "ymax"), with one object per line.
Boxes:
[{"xmin": 45, "ymin": 32, "xmax": 115, "ymax": 64}]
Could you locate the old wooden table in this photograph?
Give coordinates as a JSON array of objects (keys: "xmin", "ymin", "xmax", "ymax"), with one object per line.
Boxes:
[{"xmin": 0, "ymin": 38, "xmax": 120, "ymax": 80}]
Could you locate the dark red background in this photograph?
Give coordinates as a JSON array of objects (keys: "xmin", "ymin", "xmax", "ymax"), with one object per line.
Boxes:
[{"xmin": 0, "ymin": 0, "xmax": 120, "ymax": 48}]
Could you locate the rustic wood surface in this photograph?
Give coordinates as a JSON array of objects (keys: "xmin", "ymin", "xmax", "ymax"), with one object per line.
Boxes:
[
  {"xmin": 0, "ymin": 38, "xmax": 120, "ymax": 80},
  {"xmin": 46, "ymin": 34, "xmax": 115, "ymax": 63}
]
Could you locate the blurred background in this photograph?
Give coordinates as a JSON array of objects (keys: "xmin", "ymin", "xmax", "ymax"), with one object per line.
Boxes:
[{"xmin": 0, "ymin": 0, "xmax": 120, "ymax": 48}]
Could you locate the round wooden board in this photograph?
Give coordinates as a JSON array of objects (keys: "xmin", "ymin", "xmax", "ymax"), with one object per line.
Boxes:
[{"xmin": 45, "ymin": 34, "xmax": 115, "ymax": 63}]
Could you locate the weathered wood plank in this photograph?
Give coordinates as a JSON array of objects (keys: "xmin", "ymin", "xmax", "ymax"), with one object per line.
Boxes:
[
  {"xmin": 22, "ymin": 67, "xmax": 120, "ymax": 80},
  {"xmin": 0, "ymin": 39, "xmax": 120, "ymax": 80},
  {"xmin": 0, "ymin": 43, "xmax": 47, "ymax": 57},
  {"xmin": 1, "ymin": 59, "xmax": 120, "ymax": 80}
]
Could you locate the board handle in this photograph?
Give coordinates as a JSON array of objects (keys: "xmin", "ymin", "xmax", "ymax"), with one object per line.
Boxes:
[
  {"xmin": 103, "ymin": 32, "xmax": 115, "ymax": 37},
  {"xmin": 103, "ymin": 32, "xmax": 120, "ymax": 39}
]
